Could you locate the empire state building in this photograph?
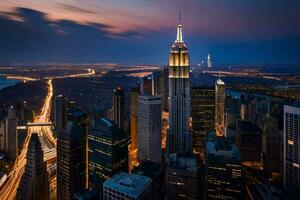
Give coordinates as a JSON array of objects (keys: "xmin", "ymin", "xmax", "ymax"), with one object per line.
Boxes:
[{"xmin": 167, "ymin": 15, "xmax": 192, "ymax": 154}]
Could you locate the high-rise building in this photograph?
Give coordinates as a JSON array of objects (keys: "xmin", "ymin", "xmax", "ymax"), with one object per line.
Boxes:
[
  {"xmin": 191, "ymin": 86, "xmax": 215, "ymax": 154},
  {"xmin": 137, "ymin": 95, "xmax": 162, "ymax": 163},
  {"xmin": 130, "ymin": 87, "xmax": 139, "ymax": 154},
  {"xmin": 205, "ymin": 131, "xmax": 243, "ymax": 200},
  {"xmin": 88, "ymin": 118, "xmax": 129, "ymax": 190},
  {"xmin": 236, "ymin": 120, "xmax": 262, "ymax": 162},
  {"xmin": 112, "ymin": 87, "xmax": 125, "ymax": 130},
  {"xmin": 7, "ymin": 106, "xmax": 17, "ymax": 160},
  {"xmin": 0, "ymin": 107, "xmax": 8, "ymax": 152},
  {"xmin": 158, "ymin": 68, "xmax": 169, "ymax": 111},
  {"xmin": 240, "ymin": 95, "xmax": 248, "ymax": 120},
  {"xmin": 103, "ymin": 172, "xmax": 152, "ymax": 200},
  {"xmin": 207, "ymin": 53, "xmax": 212, "ymax": 68},
  {"xmin": 283, "ymin": 105, "xmax": 300, "ymax": 190},
  {"xmin": 215, "ymin": 78, "xmax": 225, "ymax": 136},
  {"xmin": 16, "ymin": 133, "xmax": 49, "ymax": 200},
  {"xmin": 168, "ymin": 15, "xmax": 191, "ymax": 154},
  {"xmin": 54, "ymin": 95, "xmax": 67, "ymax": 134},
  {"xmin": 166, "ymin": 152, "xmax": 199, "ymax": 200},
  {"xmin": 261, "ymin": 115, "xmax": 281, "ymax": 174},
  {"xmin": 57, "ymin": 109, "xmax": 87, "ymax": 200}
]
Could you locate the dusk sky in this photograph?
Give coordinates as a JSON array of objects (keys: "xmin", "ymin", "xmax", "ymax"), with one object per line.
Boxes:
[{"xmin": 0, "ymin": 0, "xmax": 300, "ymax": 65}]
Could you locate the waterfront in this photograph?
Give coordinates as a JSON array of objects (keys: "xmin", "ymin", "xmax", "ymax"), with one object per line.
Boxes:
[{"xmin": 0, "ymin": 76, "xmax": 19, "ymax": 90}]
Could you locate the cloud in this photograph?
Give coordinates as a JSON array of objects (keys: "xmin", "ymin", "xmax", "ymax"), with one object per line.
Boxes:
[{"xmin": 58, "ymin": 3, "xmax": 96, "ymax": 14}]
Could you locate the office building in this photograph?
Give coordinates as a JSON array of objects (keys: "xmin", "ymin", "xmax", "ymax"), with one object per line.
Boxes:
[
  {"xmin": 236, "ymin": 120, "xmax": 262, "ymax": 162},
  {"xmin": 168, "ymin": 16, "xmax": 191, "ymax": 154},
  {"xmin": 205, "ymin": 131, "xmax": 243, "ymax": 200},
  {"xmin": 103, "ymin": 172, "xmax": 151, "ymax": 200},
  {"xmin": 112, "ymin": 87, "xmax": 125, "ymax": 130},
  {"xmin": 88, "ymin": 118, "xmax": 129, "ymax": 190},
  {"xmin": 16, "ymin": 133, "xmax": 49, "ymax": 200},
  {"xmin": 215, "ymin": 78, "xmax": 225, "ymax": 136},
  {"xmin": 158, "ymin": 68, "xmax": 169, "ymax": 111},
  {"xmin": 261, "ymin": 115, "xmax": 281, "ymax": 173},
  {"xmin": 166, "ymin": 152, "xmax": 199, "ymax": 200},
  {"xmin": 207, "ymin": 53, "xmax": 212, "ymax": 68},
  {"xmin": 137, "ymin": 95, "xmax": 162, "ymax": 163},
  {"xmin": 54, "ymin": 95, "xmax": 67, "ymax": 134},
  {"xmin": 57, "ymin": 109, "xmax": 87, "ymax": 200},
  {"xmin": 7, "ymin": 106, "xmax": 17, "ymax": 160},
  {"xmin": 130, "ymin": 87, "xmax": 139, "ymax": 169},
  {"xmin": 191, "ymin": 86, "xmax": 215, "ymax": 154},
  {"xmin": 283, "ymin": 105, "xmax": 300, "ymax": 190},
  {"xmin": 240, "ymin": 95, "xmax": 247, "ymax": 120}
]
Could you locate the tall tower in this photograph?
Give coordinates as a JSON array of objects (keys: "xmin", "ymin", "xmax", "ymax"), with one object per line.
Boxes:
[
  {"xmin": 57, "ymin": 109, "xmax": 87, "ymax": 200},
  {"xmin": 215, "ymin": 77, "xmax": 225, "ymax": 135},
  {"xmin": 16, "ymin": 133, "xmax": 49, "ymax": 200},
  {"xmin": 137, "ymin": 95, "xmax": 162, "ymax": 163},
  {"xmin": 167, "ymin": 13, "xmax": 191, "ymax": 154},
  {"xmin": 283, "ymin": 105, "xmax": 300, "ymax": 191},
  {"xmin": 207, "ymin": 53, "xmax": 212, "ymax": 68},
  {"xmin": 112, "ymin": 87, "xmax": 125, "ymax": 130}
]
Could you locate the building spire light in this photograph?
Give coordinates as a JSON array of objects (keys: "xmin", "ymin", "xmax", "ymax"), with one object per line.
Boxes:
[{"xmin": 176, "ymin": 11, "xmax": 183, "ymax": 43}]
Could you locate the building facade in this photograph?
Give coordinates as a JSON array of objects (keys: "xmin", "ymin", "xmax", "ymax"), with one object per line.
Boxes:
[
  {"xmin": 205, "ymin": 132, "xmax": 243, "ymax": 200},
  {"xmin": 191, "ymin": 86, "xmax": 215, "ymax": 154},
  {"xmin": 112, "ymin": 87, "xmax": 125, "ymax": 130},
  {"xmin": 215, "ymin": 79, "xmax": 225, "ymax": 136},
  {"xmin": 236, "ymin": 120, "xmax": 262, "ymax": 162},
  {"xmin": 57, "ymin": 110, "xmax": 87, "ymax": 200},
  {"xmin": 283, "ymin": 105, "xmax": 300, "ymax": 190},
  {"xmin": 16, "ymin": 133, "xmax": 49, "ymax": 200},
  {"xmin": 137, "ymin": 95, "xmax": 162, "ymax": 163},
  {"xmin": 88, "ymin": 118, "xmax": 129, "ymax": 190},
  {"xmin": 166, "ymin": 153, "xmax": 199, "ymax": 200},
  {"xmin": 168, "ymin": 18, "xmax": 191, "ymax": 154}
]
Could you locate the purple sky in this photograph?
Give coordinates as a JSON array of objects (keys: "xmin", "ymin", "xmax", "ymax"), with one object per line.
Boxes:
[{"xmin": 0, "ymin": 0, "xmax": 299, "ymax": 64}]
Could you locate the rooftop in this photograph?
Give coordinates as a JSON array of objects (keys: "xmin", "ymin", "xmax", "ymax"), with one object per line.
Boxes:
[
  {"xmin": 168, "ymin": 152, "xmax": 197, "ymax": 172},
  {"xmin": 237, "ymin": 120, "xmax": 261, "ymax": 133},
  {"xmin": 216, "ymin": 78, "xmax": 225, "ymax": 85},
  {"xmin": 205, "ymin": 131, "xmax": 240, "ymax": 161},
  {"xmin": 103, "ymin": 172, "xmax": 151, "ymax": 198}
]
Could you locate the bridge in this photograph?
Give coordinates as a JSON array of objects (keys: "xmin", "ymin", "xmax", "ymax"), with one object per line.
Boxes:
[{"xmin": 17, "ymin": 122, "xmax": 53, "ymax": 130}]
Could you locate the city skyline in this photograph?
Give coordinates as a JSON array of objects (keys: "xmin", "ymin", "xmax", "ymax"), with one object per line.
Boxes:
[
  {"xmin": 0, "ymin": 2, "xmax": 300, "ymax": 200},
  {"xmin": 0, "ymin": 1, "xmax": 300, "ymax": 64}
]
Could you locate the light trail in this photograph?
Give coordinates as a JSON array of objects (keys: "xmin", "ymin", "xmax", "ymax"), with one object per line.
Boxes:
[
  {"xmin": 0, "ymin": 79, "xmax": 56, "ymax": 200},
  {"xmin": 0, "ymin": 68, "xmax": 96, "ymax": 199}
]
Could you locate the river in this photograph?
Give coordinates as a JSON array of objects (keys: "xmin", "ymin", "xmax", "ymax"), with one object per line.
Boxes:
[{"xmin": 0, "ymin": 76, "xmax": 20, "ymax": 90}]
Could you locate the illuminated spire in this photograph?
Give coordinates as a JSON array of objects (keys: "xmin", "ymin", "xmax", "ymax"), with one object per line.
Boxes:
[{"xmin": 176, "ymin": 11, "xmax": 183, "ymax": 42}]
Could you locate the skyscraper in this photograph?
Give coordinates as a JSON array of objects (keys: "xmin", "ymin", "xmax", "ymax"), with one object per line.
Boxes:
[
  {"xmin": 166, "ymin": 152, "xmax": 199, "ymax": 200},
  {"xmin": 168, "ymin": 14, "xmax": 191, "ymax": 154},
  {"xmin": 215, "ymin": 78, "xmax": 225, "ymax": 136},
  {"xmin": 158, "ymin": 67, "xmax": 169, "ymax": 111},
  {"xmin": 54, "ymin": 95, "xmax": 67, "ymax": 134},
  {"xmin": 236, "ymin": 120, "xmax": 262, "ymax": 162},
  {"xmin": 16, "ymin": 133, "xmax": 49, "ymax": 200},
  {"xmin": 112, "ymin": 87, "xmax": 125, "ymax": 130},
  {"xmin": 283, "ymin": 105, "xmax": 300, "ymax": 191},
  {"xmin": 7, "ymin": 105, "xmax": 17, "ymax": 160},
  {"xmin": 88, "ymin": 118, "xmax": 129, "ymax": 189},
  {"xmin": 207, "ymin": 53, "xmax": 212, "ymax": 68},
  {"xmin": 57, "ymin": 109, "xmax": 87, "ymax": 200},
  {"xmin": 261, "ymin": 115, "xmax": 281, "ymax": 174},
  {"xmin": 205, "ymin": 131, "xmax": 242, "ymax": 200},
  {"xmin": 191, "ymin": 86, "xmax": 215, "ymax": 155},
  {"xmin": 130, "ymin": 87, "xmax": 139, "ymax": 154},
  {"xmin": 137, "ymin": 95, "xmax": 162, "ymax": 163}
]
